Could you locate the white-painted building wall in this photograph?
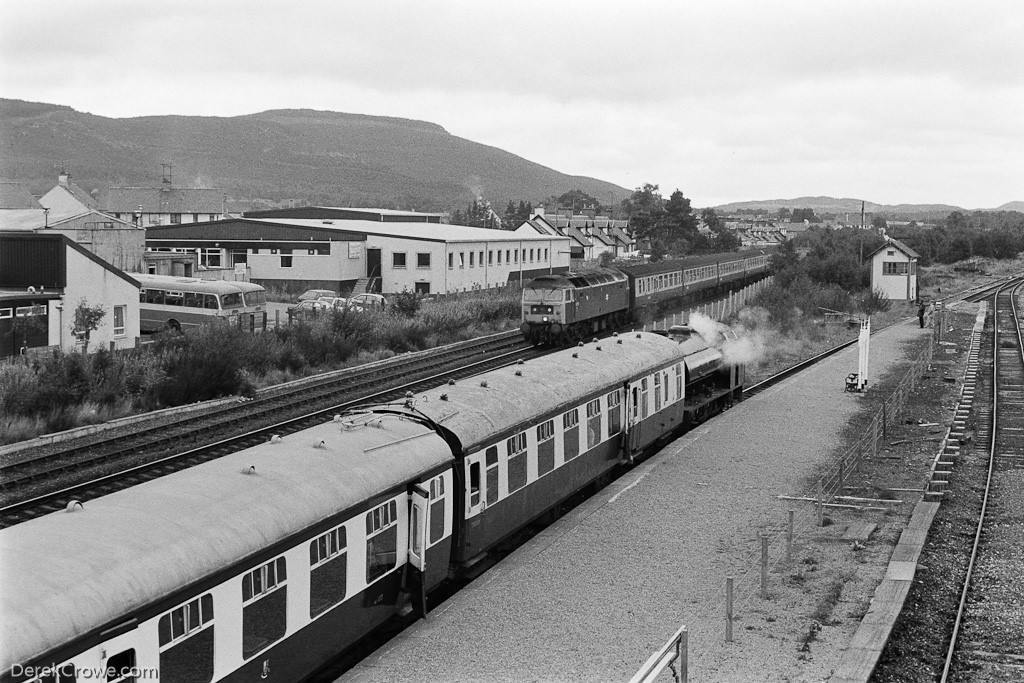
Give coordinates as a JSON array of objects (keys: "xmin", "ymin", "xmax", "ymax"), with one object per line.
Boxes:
[
  {"xmin": 49, "ymin": 247, "xmax": 140, "ymax": 351},
  {"xmin": 870, "ymin": 245, "xmax": 917, "ymax": 300}
]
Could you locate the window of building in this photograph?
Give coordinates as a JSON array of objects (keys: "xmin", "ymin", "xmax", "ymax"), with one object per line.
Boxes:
[
  {"xmin": 469, "ymin": 252, "xmax": 475, "ymax": 267},
  {"xmin": 544, "ymin": 248, "xmax": 548, "ymax": 261},
  {"xmin": 170, "ymin": 213, "xmax": 181, "ymax": 224},
  {"xmin": 158, "ymin": 594, "xmax": 214, "ymax": 683},
  {"xmin": 506, "ymin": 432, "xmax": 527, "ymax": 493},
  {"xmin": 192, "ymin": 213, "xmax": 200, "ymax": 222},
  {"xmin": 448, "ymin": 253, "xmax": 454, "ymax": 270},
  {"xmin": 563, "ymin": 408, "xmax": 580, "ymax": 461},
  {"xmin": 417, "ymin": 253, "xmax": 431, "ymax": 268},
  {"xmin": 488, "ymin": 250, "xmax": 494, "ymax": 265},
  {"xmin": 230, "ymin": 249, "xmax": 247, "ymax": 265},
  {"xmin": 113, "ymin": 305, "xmax": 126, "ymax": 337},
  {"xmin": 497, "ymin": 250, "xmax": 503, "ymax": 265},
  {"xmin": 883, "ymin": 261, "xmax": 908, "ymax": 275},
  {"xmin": 479, "ymin": 251, "xmax": 484, "ymax": 267},
  {"xmin": 459, "ymin": 252, "xmax": 465, "ymax": 269},
  {"xmin": 507, "ymin": 249, "xmax": 512, "ymax": 264},
  {"xmin": 280, "ymin": 248, "xmax": 293, "ymax": 268},
  {"xmin": 414, "ymin": 282, "xmax": 431, "ymax": 295},
  {"xmin": 366, "ymin": 500, "xmax": 398, "ymax": 583},
  {"xmin": 536, "ymin": 419, "xmax": 555, "ymax": 476},
  {"xmin": 241, "ymin": 557, "xmax": 287, "ymax": 659},
  {"xmin": 522, "ymin": 249, "xmax": 526, "ymax": 263},
  {"xmin": 393, "ymin": 252, "xmax": 407, "ymax": 269},
  {"xmin": 199, "ymin": 248, "xmax": 221, "ymax": 268},
  {"xmin": 309, "ymin": 525, "xmax": 347, "ymax": 618},
  {"xmin": 485, "ymin": 445, "xmax": 499, "ymax": 506},
  {"xmin": 529, "ymin": 248, "xmax": 534, "ymax": 262}
]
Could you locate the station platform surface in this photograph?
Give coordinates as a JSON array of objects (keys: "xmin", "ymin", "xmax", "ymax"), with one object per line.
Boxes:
[{"xmin": 339, "ymin": 320, "xmax": 934, "ymax": 683}]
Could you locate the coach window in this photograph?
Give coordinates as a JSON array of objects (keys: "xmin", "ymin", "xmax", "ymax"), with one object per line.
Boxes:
[
  {"xmin": 468, "ymin": 461, "xmax": 481, "ymax": 507},
  {"xmin": 675, "ymin": 363, "xmax": 683, "ymax": 400},
  {"xmin": 158, "ymin": 594, "xmax": 214, "ymax": 682},
  {"xmin": 564, "ymin": 409, "xmax": 581, "ymax": 459},
  {"xmin": 483, "ymin": 446, "xmax": 500, "ymax": 506},
  {"xmin": 417, "ymin": 253, "xmax": 430, "ymax": 269},
  {"xmin": 654, "ymin": 374, "xmax": 662, "ymax": 412},
  {"xmin": 586, "ymin": 399, "xmax": 602, "ymax": 450},
  {"xmin": 607, "ymin": 390, "xmax": 622, "ymax": 435},
  {"xmin": 506, "ymin": 432, "xmax": 528, "ymax": 493},
  {"xmin": 537, "ymin": 420, "xmax": 555, "ymax": 476},
  {"xmin": 663, "ymin": 371, "xmax": 670, "ymax": 403},
  {"xmin": 241, "ymin": 557, "xmax": 287, "ymax": 658},
  {"xmin": 366, "ymin": 500, "xmax": 398, "ymax": 583},
  {"xmin": 105, "ymin": 649, "xmax": 136, "ymax": 683},
  {"xmin": 641, "ymin": 378, "xmax": 650, "ymax": 418},
  {"xmin": 309, "ymin": 525, "xmax": 347, "ymax": 618},
  {"xmin": 393, "ymin": 252, "xmax": 407, "ymax": 269},
  {"xmin": 429, "ymin": 477, "xmax": 446, "ymax": 543},
  {"xmin": 32, "ymin": 662, "xmax": 75, "ymax": 683}
]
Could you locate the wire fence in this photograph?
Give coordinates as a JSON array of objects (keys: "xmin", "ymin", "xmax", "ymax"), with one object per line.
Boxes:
[{"xmin": 633, "ymin": 333, "xmax": 937, "ymax": 683}]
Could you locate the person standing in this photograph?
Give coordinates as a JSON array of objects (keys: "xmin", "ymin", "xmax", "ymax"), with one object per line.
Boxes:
[{"xmin": 918, "ymin": 301, "xmax": 926, "ymax": 329}]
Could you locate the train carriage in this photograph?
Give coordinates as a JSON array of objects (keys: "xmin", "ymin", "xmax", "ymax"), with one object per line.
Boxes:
[{"xmin": 0, "ymin": 418, "xmax": 455, "ymax": 683}]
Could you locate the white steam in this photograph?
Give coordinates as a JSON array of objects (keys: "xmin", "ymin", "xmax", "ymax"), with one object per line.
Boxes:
[{"xmin": 688, "ymin": 311, "xmax": 766, "ymax": 366}]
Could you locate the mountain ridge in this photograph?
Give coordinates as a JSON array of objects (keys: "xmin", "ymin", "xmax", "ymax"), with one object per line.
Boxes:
[
  {"xmin": 0, "ymin": 98, "xmax": 631, "ymax": 214},
  {"xmin": 713, "ymin": 195, "xmax": 1021, "ymax": 217}
]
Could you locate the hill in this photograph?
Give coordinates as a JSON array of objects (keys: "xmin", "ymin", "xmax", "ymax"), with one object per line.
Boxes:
[
  {"xmin": 994, "ymin": 201, "xmax": 1024, "ymax": 212},
  {"xmin": 712, "ymin": 196, "xmax": 964, "ymax": 218},
  {"xmin": 0, "ymin": 99, "xmax": 631, "ymax": 214}
]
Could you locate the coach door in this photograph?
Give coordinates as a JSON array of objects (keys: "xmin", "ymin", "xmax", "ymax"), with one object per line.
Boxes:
[{"xmin": 407, "ymin": 484, "xmax": 429, "ymax": 617}]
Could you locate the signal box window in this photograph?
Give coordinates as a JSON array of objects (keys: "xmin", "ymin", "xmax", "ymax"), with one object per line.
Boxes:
[
  {"xmin": 536, "ymin": 420, "xmax": 555, "ymax": 476},
  {"xmin": 106, "ymin": 649, "xmax": 135, "ymax": 683},
  {"xmin": 158, "ymin": 594, "xmax": 214, "ymax": 682},
  {"xmin": 506, "ymin": 432, "xmax": 528, "ymax": 493},
  {"xmin": 241, "ymin": 557, "xmax": 287, "ymax": 658},
  {"xmin": 310, "ymin": 525, "xmax": 348, "ymax": 618},
  {"xmin": 366, "ymin": 500, "xmax": 398, "ymax": 583},
  {"xmin": 586, "ymin": 399, "xmax": 602, "ymax": 449},
  {"xmin": 563, "ymin": 409, "xmax": 580, "ymax": 461},
  {"xmin": 485, "ymin": 446, "xmax": 499, "ymax": 505}
]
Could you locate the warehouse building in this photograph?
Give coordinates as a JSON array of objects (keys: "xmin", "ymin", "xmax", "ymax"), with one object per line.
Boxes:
[{"xmin": 146, "ymin": 217, "xmax": 570, "ymax": 295}]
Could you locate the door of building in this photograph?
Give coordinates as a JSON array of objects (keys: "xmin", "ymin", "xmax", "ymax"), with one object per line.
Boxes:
[{"xmin": 366, "ymin": 248, "xmax": 382, "ymax": 293}]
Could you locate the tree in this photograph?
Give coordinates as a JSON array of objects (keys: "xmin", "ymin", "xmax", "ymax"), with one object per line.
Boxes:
[
  {"xmin": 871, "ymin": 215, "xmax": 888, "ymax": 232},
  {"xmin": 622, "ymin": 184, "xmax": 666, "ymax": 258},
  {"xmin": 701, "ymin": 208, "xmax": 722, "ymax": 231},
  {"xmin": 72, "ymin": 298, "xmax": 106, "ymax": 354},
  {"xmin": 556, "ymin": 189, "xmax": 603, "ymax": 214}
]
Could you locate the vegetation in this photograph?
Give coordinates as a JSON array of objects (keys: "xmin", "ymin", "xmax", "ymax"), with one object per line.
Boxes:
[
  {"xmin": 0, "ymin": 288, "xmax": 522, "ymax": 444},
  {"xmin": 623, "ymin": 184, "xmax": 739, "ymax": 260},
  {"xmin": 888, "ymin": 210, "xmax": 1024, "ymax": 265}
]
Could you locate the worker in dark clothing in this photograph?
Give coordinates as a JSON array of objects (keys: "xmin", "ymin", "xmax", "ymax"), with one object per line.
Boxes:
[{"xmin": 918, "ymin": 302, "xmax": 926, "ymax": 328}]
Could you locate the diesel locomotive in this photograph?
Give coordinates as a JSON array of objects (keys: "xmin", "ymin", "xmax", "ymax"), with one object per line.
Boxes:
[
  {"xmin": 520, "ymin": 249, "xmax": 773, "ymax": 344},
  {"xmin": 0, "ymin": 332, "xmax": 741, "ymax": 683}
]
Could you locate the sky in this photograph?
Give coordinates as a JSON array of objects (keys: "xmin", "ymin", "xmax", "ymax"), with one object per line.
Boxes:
[{"xmin": 1, "ymin": 0, "xmax": 1022, "ymax": 208}]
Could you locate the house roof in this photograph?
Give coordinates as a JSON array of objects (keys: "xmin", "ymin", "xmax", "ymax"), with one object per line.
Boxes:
[
  {"xmin": 101, "ymin": 186, "xmax": 225, "ymax": 213},
  {"xmin": 586, "ymin": 228, "xmax": 616, "ymax": 247},
  {"xmin": 0, "ymin": 208, "xmax": 135, "ymax": 231},
  {"xmin": 0, "ymin": 182, "xmax": 42, "ymax": 209},
  {"xmin": 40, "ymin": 180, "xmax": 99, "ymax": 215},
  {"xmin": 562, "ymin": 225, "xmax": 593, "ymax": 248},
  {"xmin": 867, "ymin": 237, "xmax": 920, "ymax": 260}
]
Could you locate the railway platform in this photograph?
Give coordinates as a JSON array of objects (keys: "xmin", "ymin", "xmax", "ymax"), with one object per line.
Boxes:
[{"xmin": 338, "ymin": 319, "xmax": 940, "ymax": 683}]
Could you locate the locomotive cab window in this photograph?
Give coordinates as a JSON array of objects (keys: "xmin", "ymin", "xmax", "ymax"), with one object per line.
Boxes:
[
  {"xmin": 105, "ymin": 649, "xmax": 136, "ymax": 683},
  {"xmin": 241, "ymin": 557, "xmax": 287, "ymax": 658},
  {"xmin": 366, "ymin": 500, "xmax": 398, "ymax": 583},
  {"xmin": 310, "ymin": 525, "xmax": 348, "ymax": 618},
  {"xmin": 158, "ymin": 594, "xmax": 214, "ymax": 682}
]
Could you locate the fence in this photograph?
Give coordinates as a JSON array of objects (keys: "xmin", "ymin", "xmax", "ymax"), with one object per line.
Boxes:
[
  {"xmin": 642, "ymin": 277, "xmax": 774, "ymax": 331},
  {"xmin": 633, "ymin": 333, "xmax": 936, "ymax": 683}
]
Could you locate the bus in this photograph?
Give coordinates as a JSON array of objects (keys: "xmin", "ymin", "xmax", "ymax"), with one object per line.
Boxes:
[{"xmin": 135, "ymin": 274, "xmax": 268, "ymax": 334}]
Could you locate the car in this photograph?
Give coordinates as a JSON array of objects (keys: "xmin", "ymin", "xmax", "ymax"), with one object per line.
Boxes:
[
  {"xmin": 287, "ymin": 298, "xmax": 327, "ymax": 319},
  {"xmin": 297, "ymin": 288, "xmax": 338, "ymax": 302},
  {"xmin": 316, "ymin": 296, "xmax": 348, "ymax": 311},
  {"xmin": 347, "ymin": 293, "xmax": 388, "ymax": 312}
]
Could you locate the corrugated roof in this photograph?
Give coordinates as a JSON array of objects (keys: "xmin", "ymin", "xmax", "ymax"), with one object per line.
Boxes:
[
  {"xmin": 245, "ymin": 218, "xmax": 568, "ymax": 244},
  {"xmin": 102, "ymin": 187, "xmax": 225, "ymax": 213},
  {"xmin": 0, "ymin": 209, "xmax": 47, "ymax": 230},
  {"xmin": 0, "ymin": 182, "xmax": 42, "ymax": 209}
]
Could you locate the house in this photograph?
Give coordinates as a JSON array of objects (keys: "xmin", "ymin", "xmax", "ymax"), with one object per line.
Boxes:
[
  {"xmin": 0, "ymin": 233, "xmax": 140, "ymax": 357},
  {"xmin": 145, "ymin": 215, "xmax": 570, "ymax": 295},
  {"xmin": 868, "ymin": 237, "xmax": 919, "ymax": 301},
  {"xmin": 39, "ymin": 171, "xmax": 100, "ymax": 215},
  {"xmin": 515, "ymin": 209, "xmax": 634, "ymax": 265},
  {"xmin": 0, "ymin": 181, "xmax": 43, "ymax": 210},
  {"xmin": 101, "ymin": 181, "xmax": 226, "ymax": 227}
]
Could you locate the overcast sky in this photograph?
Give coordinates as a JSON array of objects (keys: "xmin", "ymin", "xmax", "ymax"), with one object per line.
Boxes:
[{"xmin": 2, "ymin": 0, "xmax": 1021, "ymax": 208}]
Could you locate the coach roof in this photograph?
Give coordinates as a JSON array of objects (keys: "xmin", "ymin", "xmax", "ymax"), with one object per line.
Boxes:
[
  {"xmin": 410, "ymin": 332, "xmax": 689, "ymax": 453},
  {"xmin": 0, "ymin": 416, "xmax": 452, "ymax": 670}
]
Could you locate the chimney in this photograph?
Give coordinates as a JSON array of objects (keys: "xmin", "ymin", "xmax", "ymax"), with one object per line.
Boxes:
[
  {"xmin": 58, "ymin": 171, "xmax": 69, "ymax": 187},
  {"xmin": 534, "ymin": 206, "xmax": 545, "ymax": 218}
]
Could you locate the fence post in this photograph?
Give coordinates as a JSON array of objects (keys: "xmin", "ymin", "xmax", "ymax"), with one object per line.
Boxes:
[
  {"xmin": 839, "ymin": 459, "xmax": 845, "ymax": 487},
  {"xmin": 882, "ymin": 404, "xmax": 887, "ymax": 440},
  {"xmin": 679, "ymin": 629, "xmax": 689, "ymax": 683},
  {"xmin": 760, "ymin": 535, "xmax": 769, "ymax": 599},
  {"xmin": 275, "ymin": 309, "xmax": 280, "ymax": 328},
  {"xmin": 816, "ymin": 480, "xmax": 824, "ymax": 527},
  {"xmin": 787, "ymin": 509, "xmax": 794, "ymax": 562},
  {"xmin": 725, "ymin": 577, "xmax": 734, "ymax": 643}
]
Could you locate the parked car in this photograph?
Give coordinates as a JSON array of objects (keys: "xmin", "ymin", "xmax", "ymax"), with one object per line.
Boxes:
[
  {"xmin": 347, "ymin": 293, "xmax": 388, "ymax": 312},
  {"xmin": 317, "ymin": 296, "xmax": 349, "ymax": 311},
  {"xmin": 287, "ymin": 299, "xmax": 324, "ymax": 319},
  {"xmin": 297, "ymin": 288, "xmax": 338, "ymax": 302}
]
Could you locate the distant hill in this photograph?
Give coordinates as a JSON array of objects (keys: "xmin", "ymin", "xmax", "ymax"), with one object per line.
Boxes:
[
  {"xmin": 713, "ymin": 196, "xmax": 1024, "ymax": 219},
  {"xmin": 0, "ymin": 99, "xmax": 631, "ymax": 214}
]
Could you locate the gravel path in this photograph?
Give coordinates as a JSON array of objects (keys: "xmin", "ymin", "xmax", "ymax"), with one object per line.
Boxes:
[{"xmin": 342, "ymin": 320, "xmax": 941, "ymax": 683}]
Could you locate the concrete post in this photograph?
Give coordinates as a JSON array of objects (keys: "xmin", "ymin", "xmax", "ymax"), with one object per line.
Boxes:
[{"xmin": 726, "ymin": 577, "xmax": 734, "ymax": 643}]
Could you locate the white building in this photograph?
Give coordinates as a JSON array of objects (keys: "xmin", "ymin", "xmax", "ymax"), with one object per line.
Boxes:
[
  {"xmin": 868, "ymin": 238, "xmax": 919, "ymax": 301},
  {"xmin": 0, "ymin": 233, "xmax": 140, "ymax": 357},
  {"xmin": 101, "ymin": 183, "xmax": 226, "ymax": 227},
  {"xmin": 146, "ymin": 216, "xmax": 571, "ymax": 295}
]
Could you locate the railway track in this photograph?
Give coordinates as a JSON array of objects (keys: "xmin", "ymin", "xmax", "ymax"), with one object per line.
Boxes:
[
  {"xmin": 0, "ymin": 330, "xmax": 542, "ymax": 527},
  {"xmin": 940, "ymin": 280, "xmax": 1024, "ymax": 682}
]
